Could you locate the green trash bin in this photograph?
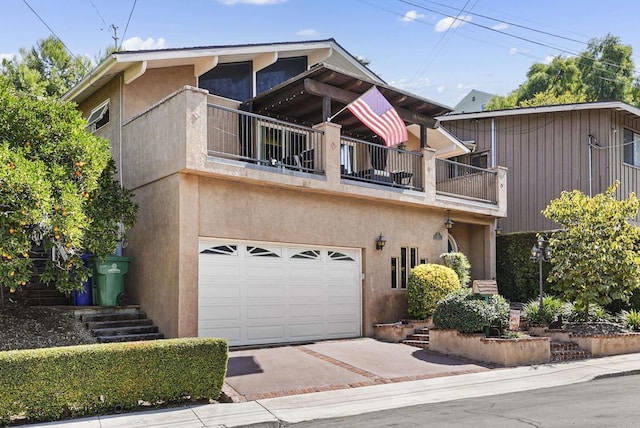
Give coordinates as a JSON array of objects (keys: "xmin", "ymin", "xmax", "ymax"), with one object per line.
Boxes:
[{"xmin": 90, "ymin": 256, "xmax": 133, "ymax": 306}]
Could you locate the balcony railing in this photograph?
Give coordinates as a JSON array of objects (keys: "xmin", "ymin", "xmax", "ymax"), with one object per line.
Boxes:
[
  {"xmin": 339, "ymin": 136, "xmax": 424, "ymax": 191},
  {"xmin": 207, "ymin": 104, "xmax": 324, "ymax": 174},
  {"xmin": 435, "ymin": 158, "xmax": 497, "ymax": 203}
]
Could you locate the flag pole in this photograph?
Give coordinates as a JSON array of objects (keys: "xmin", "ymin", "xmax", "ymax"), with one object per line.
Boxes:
[{"xmin": 327, "ymin": 104, "xmax": 350, "ymax": 122}]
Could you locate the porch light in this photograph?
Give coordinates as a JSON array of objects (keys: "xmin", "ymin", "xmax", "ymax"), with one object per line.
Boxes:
[
  {"xmin": 375, "ymin": 234, "xmax": 386, "ymax": 251},
  {"xmin": 495, "ymin": 225, "xmax": 502, "ymax": 236},
  {"xmin": 444, "ymin": 210, "xmax": 454, "ymax": 230}
]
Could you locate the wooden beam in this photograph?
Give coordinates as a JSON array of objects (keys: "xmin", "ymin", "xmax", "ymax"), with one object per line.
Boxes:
[
  {"xmin": 322, "ymin": 96, "xmax": 331, "ymax": 121},
  {"xmin": 420, "ymin": 123, "xmax": 427, "ymax": 148},
  {"xmin": 303, "ymin": 78, "xmax": 437, "ymax": 127}
]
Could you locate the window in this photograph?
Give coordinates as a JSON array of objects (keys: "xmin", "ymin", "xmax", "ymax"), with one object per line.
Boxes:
[
  {"xmin": 199, "ymin": 61, "xmax": 252, "ymax": 101},
  {"xmin": 256, "ymin": 56, "xmax": 307, "ymax": 95},
  {"xmin": 87, "ymin": 100, "xmax": 109, "ymax": 132},
  {"xmin": 393, "ymin": 247, "xmax": 419, "ymax": 289},
  {"xmin": 624, "ymin": 128, "xmax": 640, "ymax": 167}
]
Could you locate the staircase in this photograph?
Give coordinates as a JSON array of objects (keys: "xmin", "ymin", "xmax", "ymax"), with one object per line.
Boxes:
[
  {"xmin": 550, "ymin": 341, "xmax": 591, "ymax": 362},
  {"xmin": 402, "ymin": 328, "xmax": 430, "ymax": 349},
  {"xmin": 76, "ymin": 307, "xmax": 164, "ymax": 343},
  {"xmin": 17, "ymin": 246, "xmax": 71, "ymax": 306}
]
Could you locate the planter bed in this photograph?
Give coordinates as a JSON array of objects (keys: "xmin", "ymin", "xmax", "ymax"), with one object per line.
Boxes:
[{"xmin": 429, "ymin": 328, "xmax": 550, "ymax": 366}]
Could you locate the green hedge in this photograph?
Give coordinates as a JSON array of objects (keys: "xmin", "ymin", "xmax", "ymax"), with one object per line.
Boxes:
[
  {"xmin": 0, "ymin": 338, "xmax": 228, "ymax": 425},
  {"xmin": 496, "ymin": 232, "xmax": 554, "ymax": 303},
  {"xmin": 433, "ymin": 288, "xmax": 509, "ymax": 334},
  {"xmin": 407, "ymin": 263, "xmax": 461, "ymax": 319}
]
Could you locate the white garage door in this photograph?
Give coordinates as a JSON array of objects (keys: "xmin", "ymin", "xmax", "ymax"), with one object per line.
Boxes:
[{"xmin": 198, "ymin": 239, "xmax": 362, "ymax": 346}]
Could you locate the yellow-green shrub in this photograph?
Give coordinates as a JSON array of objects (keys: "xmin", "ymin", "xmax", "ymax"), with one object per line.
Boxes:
[
  {"xmin": 407, "ymin": 263, "xmax": 461, "ymax": 319},
  {"xmin": 0, "ymin": 338, "xmax": 227, "ymax": 425}
]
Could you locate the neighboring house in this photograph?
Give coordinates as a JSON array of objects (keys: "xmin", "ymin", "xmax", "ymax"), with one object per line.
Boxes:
[
  {"xmin": 439, "ymin": 101, "xmax": 640, "ymax": 234},
  {"xmin": 64, "ymin": 39, "xmax": 506, "ymax": 347},
  {"xmin": 453, "ymin": 89, "xmax": 494, "ymax": 114}
]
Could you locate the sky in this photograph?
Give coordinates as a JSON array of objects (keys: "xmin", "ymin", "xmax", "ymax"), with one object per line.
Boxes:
[{"xmin": 2, "ymin": 0, "xmax": 640, "ymax": 107}]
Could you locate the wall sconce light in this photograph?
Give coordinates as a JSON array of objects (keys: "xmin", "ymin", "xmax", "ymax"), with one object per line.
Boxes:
[
  {"xmin": 444, "ymin": 210, "xmax": 454, "ymax": 230},
  {"xmin": 375, "ymin": 234, "xmax": 386, "ymax": 251},
  {"xmin": 495, "ymin": 225, "xmax": 502, "ymax": 236}
]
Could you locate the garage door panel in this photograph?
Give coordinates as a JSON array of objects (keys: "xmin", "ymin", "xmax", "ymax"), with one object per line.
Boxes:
[
  {"xmin": 199, "ymin": 240, "xmax": 361, "ymax": 346},
  {"xmin": 199, "ymin": 304, "xmax": 242, "ymax": 321},
  {"xmin": 289, "ymin": 323, "xmax": 324, "ymax": 338},
  {"xmin": 246, "ymin": 304, "xmax": 286, "ymax": 320},
  {"xmin": 199, "ymin": 326, "xmax": 241, "ymax": 342},
  {"xmin": 246, "ymin": 325, "xmax": 286, "ymax": 341}
]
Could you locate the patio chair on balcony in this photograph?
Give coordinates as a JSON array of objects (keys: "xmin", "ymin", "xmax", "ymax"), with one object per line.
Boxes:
[{"xmin": 300, "ymin": 149, "xmax": 314, "ymax": 171}]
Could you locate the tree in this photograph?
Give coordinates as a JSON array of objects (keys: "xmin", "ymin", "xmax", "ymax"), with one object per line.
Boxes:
[
  {"xmin": 0, "ymin": 80, "xmax": 137, "ymax": 295},
  {"xmin": 486, "ymin": 34, "xmax": 640, "ymax": 109},
  {"xmin": 542, "ymin": 182, "xmax": 640, "ymax": 319},
  {"xmin": 1, "ymin": 36, "xmax": 91, "ymax": 98}
]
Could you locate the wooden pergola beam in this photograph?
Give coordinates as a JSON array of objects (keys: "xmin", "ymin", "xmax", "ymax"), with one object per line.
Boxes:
[{"xmin": 304, "ymin": 78, "xmax": 438, "ymax": 128}]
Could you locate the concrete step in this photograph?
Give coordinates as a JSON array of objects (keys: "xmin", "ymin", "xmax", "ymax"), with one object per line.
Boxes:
[
  {"xmin": 97, "ymin": 333, "xmax": 165, "ymax": 343},
  {"xmin": 414, "ymin": 328, "xmax": 430, "ymax": 335},
  {"xmin": 402, "ymin": 339, "xmax": 429, "ymax": 349},
  {"xmin": 80, "ymin": 312, "xmax": 146, "ymax": 323},
  {"xmin": 85, "ymin": 318, "xmax": 153, "ymax": 330},
  {"xmin": 73, "ymin": 306, "xmax": 141, "ymax": 317},
  {"xmin": 27, "ymin": 296, "xmax": 71, "ymax": 306},
  {"xmin": 91, "ymin": 325, "xmax": 159, "ymax": 337},
  {"xmin": 550, "ymin": 341, "xmax": 580, "ymax": 351}
]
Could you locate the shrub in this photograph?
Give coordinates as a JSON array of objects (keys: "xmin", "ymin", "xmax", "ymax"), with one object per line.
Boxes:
[
  {"xmin": 496, "ymin": 232, "xmax": 554, "ymax": 303},
  {"xmin": 432, "ymin": 288, "xmax": 509, "ymax": 334},
  {"xmin": 521, "ymin": 296, "xmax": 572, "ymax": 325},
  {"xmin": 440, "ymin": 252, "xmax": 471, "ymax": 287},
  {"xmin": 566, "ymin": 302, "xmax": 612, "ymax": 323},
  {"xmin": 622, "ymin": 309, "xmax": 640, "ymax": 331},
  {"xmin": 0, "ymin": 338, "xmax": 228, "ymax": 425},
  {"xmin": 407, "ymin": 263, "xmax": 461, "ymax": 319}
]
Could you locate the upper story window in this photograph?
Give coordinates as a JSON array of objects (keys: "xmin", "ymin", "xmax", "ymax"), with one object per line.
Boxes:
[
  {"xmin": 624, "ymin": 128, "xmax": 640, "ymax": 167},
  {"xmin": 86, "ymin": 99, "xmax": 109, "ymax": 132},
  {"xmin": 199, "ymin": 61, "xmax": 253, "ymax": 102},
  {"xmin": 256, "ymin": 56, "xmax": 307, "ymax": 95}
]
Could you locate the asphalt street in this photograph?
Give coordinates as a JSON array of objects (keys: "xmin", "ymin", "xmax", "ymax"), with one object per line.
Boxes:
[{"xmin": 287, "ymin": 374, "xmax": 640, "ymax": 427}]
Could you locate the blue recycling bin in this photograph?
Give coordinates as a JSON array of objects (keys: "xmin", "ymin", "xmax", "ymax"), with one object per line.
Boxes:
[{"xmin": 72, "ymin": 253, "xmax": 93, "ymax": 306}]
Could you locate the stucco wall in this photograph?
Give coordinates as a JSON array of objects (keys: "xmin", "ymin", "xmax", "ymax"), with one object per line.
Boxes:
[
  {"xmin": 125, "ymin": 173, "xmax": 182, "ymax": 338},
  {"xmin": 430, "ymin": 329, "xmax": 550, "ymax": 366},
  {"xmin": 123, "ymin": 66, "xmax": 196, "ymax": 122}
]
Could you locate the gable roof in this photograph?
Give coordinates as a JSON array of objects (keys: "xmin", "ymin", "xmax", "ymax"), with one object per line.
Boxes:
[
  {"xmin": 439, "ymin": 100, "xmax": 640, "ymax": 121},
  {"xmin": 64, "ymin": 39, "xmax": 381, "ymax": 103}
]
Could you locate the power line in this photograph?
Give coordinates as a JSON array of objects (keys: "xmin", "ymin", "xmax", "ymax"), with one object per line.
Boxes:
[
  {"xmin": 89, "ymin": 0, "xmax": 108, "ymax": 27},
  {"xmin": 390, "ymin": 0, "xmax": 639, "ymax": 92},
  {"xmin": 21, "ymin": 0, "xmax": 89, "ymax": 73},
  {"xmin": 119, "ymin": 0, "xmax": 138, "ymax": 50}
]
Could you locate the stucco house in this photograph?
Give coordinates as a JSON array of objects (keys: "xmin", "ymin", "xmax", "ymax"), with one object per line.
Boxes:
[
  {"xmin": 65, "ymin": 39, "xmax": 506, "ymax": 346},
  {"xmin": 439, "ymin": 101, "xmax": 640, "ymax": 234}
]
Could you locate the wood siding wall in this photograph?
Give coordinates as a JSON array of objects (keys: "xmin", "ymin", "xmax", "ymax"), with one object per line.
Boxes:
[
  {"xmin": 443, "ymin": 109, "xmax": 621, "ymax": 233},
  {"xmin": 610, "ymin": 111, "xmax": 640, "ymax": 207}
]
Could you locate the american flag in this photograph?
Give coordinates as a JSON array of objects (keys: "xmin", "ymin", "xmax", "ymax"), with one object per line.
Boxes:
[{"xmin": 347, "ymin": 86, "xmax": 408, "ymax": 147}]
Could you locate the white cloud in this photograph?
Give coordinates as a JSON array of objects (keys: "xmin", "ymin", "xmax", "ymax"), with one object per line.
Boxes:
[
  {"xmin": 390, "ymin": 77, "xmax": 432, "ymax": 90},
  {"xmin": 402, "ymin": 10, "xmax": 425, "ymax": 23},
  {"xmin": 543, "ymin": 55, "xmax": 556, "ymax": 65},
  {"xmin": 509, "ymin": 47, "xmax": 530, "ymax": 55},
  {"xmin": 434, "ymin": 15, "xmax": 471, "ymax": 32},
  {"xmin": 492, "ymin": 22, "xmax": 509, "ymax": 31},
  {"xmin": 296, "ymin": 29, "xmax": 319, "ymax": 37},
  {"xmin": 218, "ymin": 0, "xmax": 285, "ymax": 4},
  {"xmin": 121, "ymin": 37, "xmax": 167, "ymax": 51},
  {"xmin": 437, "ymin": 85, "xmax": 446, "ymax": 94}
]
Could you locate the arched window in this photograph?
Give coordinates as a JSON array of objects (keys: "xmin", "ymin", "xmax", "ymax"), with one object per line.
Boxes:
[{"xmin": 447, "ymin": 234, "xmax": 459, "ymax": 253}]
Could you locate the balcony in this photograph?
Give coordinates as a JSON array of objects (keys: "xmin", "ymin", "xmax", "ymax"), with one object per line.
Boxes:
[{"xmin": 121, "ymin": 86, "xmax": 506, "ymax": 217}]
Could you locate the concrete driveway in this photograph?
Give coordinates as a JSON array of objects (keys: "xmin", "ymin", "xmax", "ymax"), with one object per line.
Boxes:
[{"xmin": 223, "ymin": 338, "xmax": 494, "ymax": 401}]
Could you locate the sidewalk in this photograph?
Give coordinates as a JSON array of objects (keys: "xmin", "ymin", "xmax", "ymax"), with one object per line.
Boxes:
[{"xmin": 28, "ymin": 352, "xmax": 640, "ymax": 427}]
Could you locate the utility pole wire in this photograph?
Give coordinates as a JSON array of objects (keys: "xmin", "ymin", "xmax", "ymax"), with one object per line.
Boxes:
[{"xmin": 119, "ymin": 0, "xmax": 138, "ymax": 51}]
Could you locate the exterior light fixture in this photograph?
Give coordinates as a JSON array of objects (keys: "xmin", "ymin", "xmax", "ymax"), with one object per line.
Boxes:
[
  {"xmin": 531, "ymin": 235, "xmax": 552, "ymax": 317},
  {"xmin": 444, "ymin": 210, "xmax": 454, "ymax": 230},
  {"xmin": 375, "ymin": 234, "xmax": 386, "ymax": 251},
  {"xmin": 495, "ymin": 225, "xmax": 502, "ymax": 236}
]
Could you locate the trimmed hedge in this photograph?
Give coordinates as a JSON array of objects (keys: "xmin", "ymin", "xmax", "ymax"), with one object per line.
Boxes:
[
  {"xmin": 0, "ymin": 338, "xmax": 228, "ymax": 425},
  {"xmin": 496, "ymin": 232, "xmax": 553, "ymax": 303},
  {"xmin": 407, "ymin": 263, "xmax": 461, "ymax": 319},
  {"xmin": 433, "ymin": 288, "xmax": 509, "ymax": 334}
]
